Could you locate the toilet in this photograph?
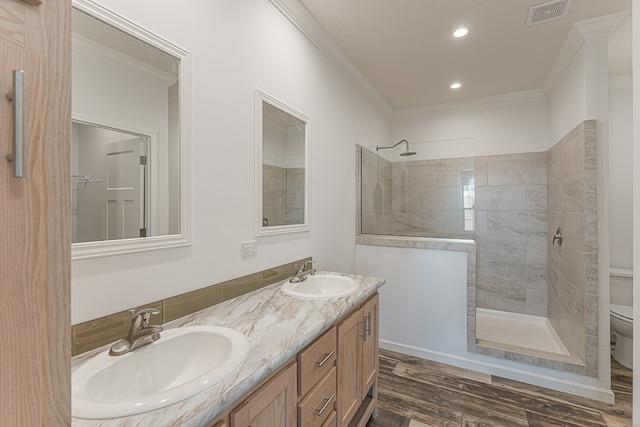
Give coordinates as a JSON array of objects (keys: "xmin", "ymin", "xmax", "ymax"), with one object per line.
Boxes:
[{"xmin": 610, "ymin": 304, "xmax": 633, "ymax": 369}]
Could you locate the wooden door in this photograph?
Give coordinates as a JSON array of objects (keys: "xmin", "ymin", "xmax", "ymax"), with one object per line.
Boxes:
[
  {"xmin": 0, "ymin": 0, "xmax": 71, "ymax": 425},
  {"xmin": 336, "ymin": 307, "xmax": 362, "ymax": 427},
  {"xmin": 230, "ymin": 362, "xmax": 297, "ymax": 427},
  {"xmin": 104, "ymin": 138, "xmax": 144, "ymax": 240},
  {"xmin": 361, "ymin": 294, "xmax": 379, "ymax": 397}
]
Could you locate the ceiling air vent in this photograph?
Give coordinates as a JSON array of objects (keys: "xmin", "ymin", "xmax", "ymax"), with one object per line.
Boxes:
[{"xmin": 526, "ymin": 0, "xmax": 572, "ymax": 26}]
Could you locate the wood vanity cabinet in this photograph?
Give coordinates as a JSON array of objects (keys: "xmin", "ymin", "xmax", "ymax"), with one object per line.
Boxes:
[
  {"xmin": 219, "ymin": 293, "xmax": 379, "ymax": 427},
  {"xmin": 337, "ymin": 294, "xmax": 379, "ymax": 427},
  {"xmin": 230, "ymin": 362, "xmax": 297, "ymax": 427}
]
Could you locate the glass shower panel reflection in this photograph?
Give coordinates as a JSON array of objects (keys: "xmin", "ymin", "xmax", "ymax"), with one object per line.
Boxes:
[{"xmin": 360, "ymin": 138, "xmax": 474, "ymax": 239}]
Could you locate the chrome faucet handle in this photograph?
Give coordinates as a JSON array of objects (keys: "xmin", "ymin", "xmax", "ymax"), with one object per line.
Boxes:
[
  {"xmin": 130, "ymin": 307, "xmax": 160, "ymax": 330},
  {"xmin": 303, "ymin": 260, "xmax": 316, "ymax": 274}
]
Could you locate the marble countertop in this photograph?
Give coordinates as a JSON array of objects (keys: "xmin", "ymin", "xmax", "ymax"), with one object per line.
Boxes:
[{"xmin": 71, "ymin": 271, "xmax": 385, "ymax": 426}]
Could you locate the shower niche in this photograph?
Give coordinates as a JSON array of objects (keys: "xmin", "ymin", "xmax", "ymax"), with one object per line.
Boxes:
[{"xmin": 357, "ymin": 120, "xmax": 599, "ymax": 376}]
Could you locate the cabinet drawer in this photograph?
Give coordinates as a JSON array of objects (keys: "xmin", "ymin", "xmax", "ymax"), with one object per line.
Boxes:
[
  {"xmin": 321, "ymin": 410, "xmax": 336, "ymax": 427},
  {"xmin": 298, "ymin": 367, "xmax": 336, "ymax": 427},
  {"xmin": 298, "ymin": 326, "xmax": 336, "ymax": 397}
]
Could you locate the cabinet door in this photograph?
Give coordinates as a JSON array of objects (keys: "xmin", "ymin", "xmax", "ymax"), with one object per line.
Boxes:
[
  {"xmin": 361, "ymin": 294, "xmax": 379, "ymax": 397},
  {"xmin": 336, "ymin": 308, "xmax": 362, "ymax": 427},
  {"xmin": 206, "ymin": 417, "xmax": 228, "ymax": 427},
  {"xmin": 0, "ymin": 1, "xmax": 71, "ymax": 425},
  {"xmin": 230, "ymin": 362, "xmax": 297, "ymax": 427}
]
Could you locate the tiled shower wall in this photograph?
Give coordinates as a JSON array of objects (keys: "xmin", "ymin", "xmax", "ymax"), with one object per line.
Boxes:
[
  {"xmin": 263, "ymin": 164, "xmax": 305, "ymax": 226},
  {"xmin": 360, "ymin": 148, "xmax": 549, "ymax": 316},
  {"xmin": 360, "ymin": 148, "xmax": 474, "ymax": 238},
  {"xmin": 474, "ymin": 152, "xmax": 548, "ymax": 316},
  {"xmin": 547, "ymin": 120, "xmax": 597, "ymax": 368}
]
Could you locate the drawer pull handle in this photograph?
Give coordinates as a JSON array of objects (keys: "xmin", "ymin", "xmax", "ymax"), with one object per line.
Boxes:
[
  {"xmin": 316, "ymin": 350, "xmax": 335, "ymax": 367},
  {"xmin": 316, "ymin": 394, "xmax": 335, "ymax": 416}
]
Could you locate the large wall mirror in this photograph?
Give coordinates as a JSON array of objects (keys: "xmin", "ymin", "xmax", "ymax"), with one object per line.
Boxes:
[
  {"xmin": 71, "ymin": 0, "xmax": 191, "ymax": 260},
  {"xmin": 255, "ymin": 91, "xmax": 309, "ymax": 236}
]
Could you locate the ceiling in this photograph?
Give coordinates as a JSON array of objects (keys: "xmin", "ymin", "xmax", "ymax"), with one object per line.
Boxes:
[{"xmin": 295, "ymin": 0, "xmax": 632, "ymax": 112}]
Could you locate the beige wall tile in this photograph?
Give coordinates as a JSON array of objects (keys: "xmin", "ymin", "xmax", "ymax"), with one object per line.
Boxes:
[
  {"xmin": 163, "ymin": 285, "xmax": 222, "ymax": 323},
  {"xmin": 487, "ymin": 211, "xmax": 547, "ymax": 237},
  {"xmin": 221, "ymin": 273, "xmax": 262, "ymax": 302},
  {"xmin": 488, "ymin": 155, "xmax": 547, "ymax": 186},
  {"xmin": 475, "ymin": 185, "xmax": 526, "ymax": 211}
]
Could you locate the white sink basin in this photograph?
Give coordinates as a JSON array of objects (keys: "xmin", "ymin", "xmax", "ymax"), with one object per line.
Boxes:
[
  {"xmin": 72, "ymin": 325, "xmax": 250, "ymax": 420},
  {"xmin": 282, "ymin": 274, "xmax": 358, "ymax": 298}
]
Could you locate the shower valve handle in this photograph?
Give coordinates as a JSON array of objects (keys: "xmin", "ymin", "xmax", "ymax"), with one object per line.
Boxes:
[{"xmin": 552, "ymin": 227, "xmax": 563, "ymax": 246}]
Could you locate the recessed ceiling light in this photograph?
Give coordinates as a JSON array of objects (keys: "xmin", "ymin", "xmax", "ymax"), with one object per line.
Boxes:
[
  {"xmin": 453, "ymin": 28, "xmax": 468, "ymax": 38},
  {"xmin": 450, "ymin": 82, "xmax": 462, "ymax": 89}
]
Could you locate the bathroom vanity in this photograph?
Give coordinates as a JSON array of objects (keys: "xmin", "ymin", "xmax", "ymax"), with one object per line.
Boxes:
[{"xmin": 71, "ymin": 273, "xmax": 384, "ymax": 427}]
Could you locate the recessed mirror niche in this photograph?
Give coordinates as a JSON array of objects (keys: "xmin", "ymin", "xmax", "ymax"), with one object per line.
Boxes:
[
  {"xmin": 71, "ymin": 0, "xmax": 191, "ymax": 259},
  {"xmin": 255, "ymin": 91, "xmax": 309, "ymax": 236}
]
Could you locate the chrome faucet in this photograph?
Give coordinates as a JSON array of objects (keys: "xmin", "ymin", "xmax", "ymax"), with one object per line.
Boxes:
[
  {"xmin": 290, "ymin": 260, "xmax": 316, "ymax": 283},
  {"xmin": 109, "ymin": 308, "xmax": 163, "ymax": 356}
]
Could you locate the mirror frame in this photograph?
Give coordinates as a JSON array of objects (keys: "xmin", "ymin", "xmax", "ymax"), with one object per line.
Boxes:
[
  {"xmin": 255, "ymin": 90, "xmax": 310, "ymax": 236},
  {"xmin": 71, "ymin": 0, "xmax": 191, "ymax": 260}
]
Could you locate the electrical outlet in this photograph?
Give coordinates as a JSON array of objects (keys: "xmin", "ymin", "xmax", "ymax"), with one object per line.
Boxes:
[{"xmin": 241, "ymin": 240, "xmax": 257, "ymax": 257}]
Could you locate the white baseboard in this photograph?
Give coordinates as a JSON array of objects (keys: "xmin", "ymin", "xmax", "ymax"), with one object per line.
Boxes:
[{"xmin": 380, "ymin": 339, "xmax": 615, "ymax": 404}]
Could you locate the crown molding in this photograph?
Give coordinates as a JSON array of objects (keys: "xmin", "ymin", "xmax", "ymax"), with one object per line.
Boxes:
[
  {"xmin": 392, "ymin": 89, "xmax": 547, "ymax": 118},
  {"xmin": 73, "ymin": 34, "xmax": 178, "ymax": 87},
  {"xmin": 269, "ymin": 0, "xmax": 393, "ymax": 116},
  {"xmin": 543, "ymin": 11, "xmax": 628, "ymax": 93}
]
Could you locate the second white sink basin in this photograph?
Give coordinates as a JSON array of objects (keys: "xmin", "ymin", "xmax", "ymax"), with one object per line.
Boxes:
[
  {"xmin": 72, "ymin": 325, "xmax": 250, "ymax": 420},
  {"xmin": 282, "ymin": 274, "xmax": 358, "ymax": 298}
]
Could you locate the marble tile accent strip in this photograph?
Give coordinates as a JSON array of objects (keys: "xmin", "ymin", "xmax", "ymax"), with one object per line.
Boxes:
[{"xmin": 71, "ymin": 258, "xmax": 310, "ymax": 356}]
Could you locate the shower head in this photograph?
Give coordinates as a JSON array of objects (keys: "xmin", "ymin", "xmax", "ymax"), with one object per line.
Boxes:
[{"xmin": 376, "ymin": 139, "xmax": 417, "ymax": 157}]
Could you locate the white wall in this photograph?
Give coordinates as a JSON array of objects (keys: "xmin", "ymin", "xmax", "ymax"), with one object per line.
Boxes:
[
  {"xmin": 71, "ymin": 0, "xmax": 389, "ymax": 324},
  {"xmin": 548, "ymin": 47, "xmax": 588, "ymax": 145},
  {"xmin": 609, "ymin": 85, "xmax": 633, "ymax": 269},
  {"xmin": 390, "ymin": 97, "xmax": 549, "ymax": 156}
]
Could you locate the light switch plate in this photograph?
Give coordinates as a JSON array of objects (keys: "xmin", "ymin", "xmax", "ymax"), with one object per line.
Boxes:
[{"xmin": 241, "ymin": 240, "xmax": 257, "ymax": 257}]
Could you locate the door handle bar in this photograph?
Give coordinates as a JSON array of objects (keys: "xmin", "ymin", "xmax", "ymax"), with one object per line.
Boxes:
[{"xmin": 6, "ymin": 70, "xmax": 26, "ymax": 178}]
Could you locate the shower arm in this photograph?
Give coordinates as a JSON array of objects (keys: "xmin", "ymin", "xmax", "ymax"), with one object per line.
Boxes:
[{"xmin": 376, "ymin": 139, "xmax": 409, "ymax": 152}]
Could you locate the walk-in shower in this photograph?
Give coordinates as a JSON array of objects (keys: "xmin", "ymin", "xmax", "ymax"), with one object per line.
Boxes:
[{"xmin": 357, "ymin": 120, "xmax": 599, "ymax": 376}]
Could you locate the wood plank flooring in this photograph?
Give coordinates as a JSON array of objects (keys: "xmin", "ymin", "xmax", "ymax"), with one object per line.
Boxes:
[{"xmin": 367, "ymin": 349, "xmax": 632, "ymax": 427}]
